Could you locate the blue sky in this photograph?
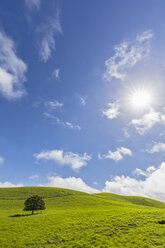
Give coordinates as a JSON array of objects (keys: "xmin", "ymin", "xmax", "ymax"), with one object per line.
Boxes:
[{"xmin": 1, "ymin": 0, "xmax": 165, "ymax": 201}]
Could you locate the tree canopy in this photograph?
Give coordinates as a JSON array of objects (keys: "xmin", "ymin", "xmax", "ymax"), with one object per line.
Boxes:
[{"xmin": 23, "ymin": 195, "xmax": 45, "ymax": 215}]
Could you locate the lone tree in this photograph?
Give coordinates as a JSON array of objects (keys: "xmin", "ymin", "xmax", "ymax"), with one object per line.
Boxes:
[{"xmin": 23, "ymin": 195, "xmax": 45, "ymax": 215}]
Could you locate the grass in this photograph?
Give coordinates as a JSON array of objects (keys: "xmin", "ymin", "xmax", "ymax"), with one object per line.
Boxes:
[{"xmin": 0, "ymin": 187, "xmax": 165, "ymax": 247}]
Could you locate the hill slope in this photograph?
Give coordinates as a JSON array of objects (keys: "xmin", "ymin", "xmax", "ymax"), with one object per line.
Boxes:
[
  {"xmin": 95, "ymin": 192, "xmax": 165, "ymax": 208},
  {"xmin": 0, "ymin": 187, "xmax": 165, "ymax": 248},
  {"xmin": 0, "ymin": 186, "xmax": 165, "ymax": 209}
]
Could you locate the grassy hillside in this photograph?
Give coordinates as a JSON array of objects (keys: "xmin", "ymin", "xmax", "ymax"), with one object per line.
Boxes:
[
  {"xmin": 0, "ymin": 187, "xmax": 165, "ymax": 247},
  {"xmin": 95, "ymin": 192, "xmax": 165, "ymax": 208}
]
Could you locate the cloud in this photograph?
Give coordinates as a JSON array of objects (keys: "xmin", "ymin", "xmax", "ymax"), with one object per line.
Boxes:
[
  {"xmin": 146, "ymin": 142, "xmax": 165, "ymax": 153},
  {"xmin": 51, "ymin": 68, "xmax": 60, "ymax": 79},
  {"xmin": 44, "ymin": 112, "xmax": 81, "ymax": 130},
  {"xmin": 34, "ymin": 149, "xmax": 91, "ymax": 171},
  {"xmin": 79, "ymin": 96, "xmax": 86, "ymax": 106},
  {"xmin": 0, "ymin": 181, "xmax": 23, "ymax": 187},
  {"xmin": 122, "ymin": 128, "xmax": 130, "ymax": 138},
  {"xmin": 159, "ymin": 130, "xmax": 165, "ymax": 137},
  {"xmin": 65, "ymin": 122, "xmax": 81, "ymax": 130},
  {"xmin": 102, "ymin": 102, "xmax": 120, "ymax": 119},
  {"xmin": 46, "ymin": 176, "xmax": 99, "ymax": 193},
  {"xmin": 29, "ymin": 174, "xmax": 39, "ymax": 180},
  {"xmin": 25, "ymin": 0, "xmax": 41, "ymax": 10},
  {"xmin": 130, "ymin": 108, "xmax": 165, "ymax": 135},
  {"xmin": 136, "ymin": 30, "xmax": 153, "ymax": 43},
  {"xmin": 98, "ymin": 147, "xmax": 132, "ymax": 162},
  {"xmin": 104, "ymin": 30, "xmax": 153, "ymax": 81},
  {"xmin": 37, "ymin": 10, "xmax": 62, "ymax": 62},
  {"xmin": 0, "ymin": 30, "xmax": 27, "ymax": 100},
  {"xmin": 103, "ymin": 162, "xmax": 165, "ymax": 202},
  {"xmin": 45, "ymin": 100, "xmax": 63, "ymax": 111},
  {"xmin": 132, "ymin": 166, "xmax": 156, "ymax": 177}
]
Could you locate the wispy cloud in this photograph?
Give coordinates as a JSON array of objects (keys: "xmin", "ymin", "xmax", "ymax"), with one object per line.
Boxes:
[
  {"xmin": 159, "ymin": 130, "xmax": 165, "ymax": 137},
  {"xmin": 25, "ymin": 1, "xmax": 62, "ymax": 62},
  {"xmin": 34, "ymin": 149, "xmax": 91, "ymax": 171},
  {"xmin": 0, "ymin": 30, "xmax": 27, "ymax": 100},
  {"xmin": 65, "ymin": 122, "xmax": 81, "ymax": 130},
  {"xmin": 98, "ymin": 147, "xmax": 132, "ymax": 162},
  {"xmin": 25, "ymin": 0, "xmax": 41, "ymax": 10},
  {"xmin": 103, "ymin": 162, "xmax": 165, "ymax": 202},
  {"xmin": 79, "ymin": 96, "xmax": 86, "ymax": 106},
  {"xmin": 46, "ymin": 176, "xmax": 99, "ymax": 193},
  {"xmin": 45, "ymin": 100, "xmax": 63, "ymax": 111},
  {"xmin": 146, "ymin": 142, "xmax": 165, "ymax": 153},
  {"xmin": 37, "ymin": 10, "xmax": 62, "ymax": 62},
  {"xmin": 104, "ymin": 30, "xmax": 153, "ymax": 81},
  {"xmin": 130, "ymin": 108, "xmax": 165, "ymax": 135},
  {"xmin": 51, "ymin": 68, "xmax": 60, "ymax": 79},
  {"xmin": 132, "ymin": 166, "xmax": 156, "ymax": 177},
  {"xmin": 44, "ymin": 112, "xmax": 81, "ymax": 130},
  {"xmin": 102, "ymin": 101, "xmax": 120, "ymax": 119},
  {"xmin": 29, "ymin": 174, "xmax": 39, "ymax": 180},
  {"xmin": 122, "ymin": 128, "xmax": 130, "ymax": 138}
]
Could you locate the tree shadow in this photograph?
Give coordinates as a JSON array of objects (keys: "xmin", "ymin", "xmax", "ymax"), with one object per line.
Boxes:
[
  {"xmin": 9, "ymin": 213, "xmax": 40, "ymax": 217},
  {"xmin": 158, "ymin": 220, "xmax": 165, "ymax": 224}
]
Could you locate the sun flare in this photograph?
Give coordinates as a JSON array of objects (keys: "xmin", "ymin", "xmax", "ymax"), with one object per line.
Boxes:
[{"xmin": 129, "ymin": 87, "xmax": 153, "ymax": 111}]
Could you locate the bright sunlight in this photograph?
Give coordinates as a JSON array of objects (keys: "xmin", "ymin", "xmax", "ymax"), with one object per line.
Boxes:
[{"xmin": 128, "ymin": 87, "xmax": 153, "ymax": 111}]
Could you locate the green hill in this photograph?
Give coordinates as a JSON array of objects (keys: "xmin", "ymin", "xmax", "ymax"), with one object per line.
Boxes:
[
  {"xmin": 0, "ymin": 187, "xmax": 165, "ymax": 247},
  {"xmin": 95, "ymin": 192, "xmax": 165, "ymax": 208}
]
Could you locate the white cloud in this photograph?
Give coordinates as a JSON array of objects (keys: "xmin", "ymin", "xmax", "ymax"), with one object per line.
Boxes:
[
  {"xmin": 0, "ymin": 31, "xmax": 27, "ymax": 99},
  {"xmin": 102, "ymin": 102, "xmax": 120, "ymax": 119},
  {"xmin": 29, "ymin": 174, "xmax": 39, "ymax": 180},
  {"xmin": 130, "ymin": 108, "xmax": 165, "ymax": 135},
  {"xmin": 65, "ymin": 122, "xmax": 81, "ymax": 130},
  {"xmin": 146, "ymin": 142, "xmax": 165, "ymax": 153},
  {"xmin": 136, "ymin": 30, "xmax": 153, "ymax": 43},
  {"xmin": 45, "ymin": 100, "xmax": 63, "ymax": 111},
  {"xmin": 103, "ymin": 162, "xmax": 165, "ymax": 202},
  {"xmin": 51, "ymin": 68, "xmax": 60, "ymax": 79},
  {"xmin": 25, "ymin": 0, "xmax": 41, "ymax": 10},
  {"xmin": 104, "ymin": 30, "xmax": 153, "ymax": 81},
  {"xmin": 46, "ymin": 176, "xmax": 99, "ymax": 193},
  {"xmin": 38, "ymin": 10, "xmax": 62, "ymax": 62},
  {"xmin": 132, "ymin": 166, "xmax": 156, "ymax": 177},
  {"xmin": 122, "ymin": 128, "xmax": 130, "ymax": 138},
  {"xmin": 98, "ymin": 147, "xmax": 132, "ymax": 162},
  {"xmin": 79, "ymin": 96, "xmax": 86, "ymax": 106},
  {"xmin": 34, "ymin": 149, "xmax": 91, "ymax": 171},
  {"xmin": 0, "ymin": 181, "xmax": 23, "ymax": 187},
  {"xmin": 44, "ymin": 112, "xmax": 81, "ymax": 130}
]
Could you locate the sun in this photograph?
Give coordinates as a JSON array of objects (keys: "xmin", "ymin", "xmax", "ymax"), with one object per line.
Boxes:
[{"xmin": 128, "ymin": 87, "xmax": 153, "ymax": 111}]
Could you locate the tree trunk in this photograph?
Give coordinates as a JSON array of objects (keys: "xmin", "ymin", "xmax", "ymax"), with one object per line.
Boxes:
[{"xmin": 32, "ymin": 210, "xmax": 34, "ymax": 215}]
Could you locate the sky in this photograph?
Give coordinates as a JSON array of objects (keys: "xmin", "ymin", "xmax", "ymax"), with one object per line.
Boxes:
[{"xmin": 1, "ymin": 0, "xmax": 165, "ymax": 201}]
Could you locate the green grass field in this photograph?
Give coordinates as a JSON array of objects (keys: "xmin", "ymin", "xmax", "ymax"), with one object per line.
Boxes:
[{"xmin": 0, "ymin": 187, "xmax": 165, "ymax": 247}]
